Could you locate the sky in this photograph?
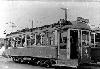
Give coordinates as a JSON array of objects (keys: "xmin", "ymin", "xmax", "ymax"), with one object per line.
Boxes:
[{"xmin": 0, "ymin": 0, "xmax": 100, "ymax": 38}]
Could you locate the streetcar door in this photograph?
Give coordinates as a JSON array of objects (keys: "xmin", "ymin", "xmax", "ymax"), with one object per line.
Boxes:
[
  {"xmin": 70, "ymin": 29, "xmax": 79, "ymax": 59},
  {"xmin": 59, "ymin": 30, "xmax": 68, "ymax": 60},
  {"xmin": 79, "ymin": 30, "xmax": 91, "ymax": 64},
  {"xmin": 58, "ymin": 29, "xmax": 79, "ymax": 60}
]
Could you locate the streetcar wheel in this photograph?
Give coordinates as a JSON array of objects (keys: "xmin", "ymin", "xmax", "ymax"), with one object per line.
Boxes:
[
  {"xmin": 36, "ymin": 60, "xmax": 41, "ymax": 65},
  {"xmin": 20, "ymin": 58, "xmax": 24, "ymax": 63},
  {"xmin": 12, "ymin": 57, "xmax": 18, "ymax": 63},
  {"xmin": 44, "ymin": 60, "xmax": 52, "ymax": 68},
  {"xmin": 40, "ymin": 60, "xmax": 45, "ymax": 66},
  {"xmin": 12, "ymin": 57, "xmax": 15, "ymax": 62},
  {"xmin": 18, "ymin": 58, "xmax": 24, "ymax": 63}
]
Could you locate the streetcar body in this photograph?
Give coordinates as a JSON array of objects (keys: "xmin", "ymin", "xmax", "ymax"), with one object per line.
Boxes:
[
  {"xmin": 4, "ymin": 46, "xmax": 57, "ymax": 59},
  {"xmin": 90, "ymin": 29, "xmax": 100, "ymax": 63},
  {"xmin": 3, "ymin": 17, "xmax": 92, "ymax": 68}
]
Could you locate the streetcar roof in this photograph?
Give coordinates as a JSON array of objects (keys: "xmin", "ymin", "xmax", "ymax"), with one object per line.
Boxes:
[{"xmin": 6, "ymin": 20, "xmax": 90, "ymax": 37}]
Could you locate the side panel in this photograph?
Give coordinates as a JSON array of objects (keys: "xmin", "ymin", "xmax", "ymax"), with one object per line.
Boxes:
[
  {"xmin": 79, "ymin": 46, "xmax": 91, "ymax": 64},
  {"xmin": 91, "ymin": 47, "xmax": 100, "ymax": 62},
  {"xmin": 3, "ymin": 46, "xmax": 57, "ymax": 59}
]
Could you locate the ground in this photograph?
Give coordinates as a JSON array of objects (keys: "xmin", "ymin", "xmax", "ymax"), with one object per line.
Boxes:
[
  {"xmin": 1, "ymin": 55, "xmax": 100, "ymax": 69},
  {"xmin": 0, "ymin": 56, "xmax": 54, "ymax": 69}
]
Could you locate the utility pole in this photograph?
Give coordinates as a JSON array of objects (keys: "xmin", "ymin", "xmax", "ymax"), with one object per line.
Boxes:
[
  {"xmin": 61, "ymin": 8, "xmax": 68, "ymax": 21},
  {"xmin": 32, "ymin": 20, "xmax": 33, "ymax": 28}
]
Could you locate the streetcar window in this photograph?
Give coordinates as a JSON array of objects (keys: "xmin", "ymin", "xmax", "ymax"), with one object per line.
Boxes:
[
  {"xmin": 41, "ymin": 33, "xmax": 49, "ymax": 46},
  {"xmin": 17, "ymin": 37, "xmax": 21, "ymax": 47},
  {"xmin": 48, "ymin": 31, "xmax": 55, "ymax": 46},
  {"xmin": 18, "ymin": 38, "xmax": 21, "ymax": 44},
  {"xmin": 42, "ymin": 35, "xmax": 48, "ymax": 45},
  {"xmin": 30, "ymin": 34, "xmax": 35, "ymax": 45},
  {"xmin": 60, "ymin": 32, "xmax": 67, "ymax": 43},
  {"xmin": 11, "ymin": 38, "xmax": 15, "ymax": 47},
  {"xmin": 90, "ymin": 33, "xmax": 95, "ymax": 47},
  {"xmin": 7, "ymin": 38, "xmax": 11, "ymax": 47},
  {"xmin": 60, "ymin": 37, "xmax": 67, "ymax": 43},
  {"xmin": 36, "ymin": 35, "xmax": 41, "ymax": 45},
  {"xmin": 60, "ymin": 31, "xmax": 67, "ymax": 49},
  {"xmin": 91, "ymin": 34, "xmax": 94, "ymax": 44},
  {"xmin": 81, "ymin": 31, "xmax": 89, "ymax": 46},
  {"xmin": 27, "ymin": 35, "xmax": 30, "ymax": 39},
  {"xmin": 22, "ymin": 36, "xmax": 25, "ymax": 47},
  {"xmin": 49, "ymin": 36, "xmax": 55, "ymax": 45},
  {"xmin": 95, "ymin": 33, "xmax": 100, "ymax": 47},
  {"xmin": 95, "ymin": 33, "xmax": 100, "ymax": 42},
  {"xmin": 27, "ymin": 35, "xmax": 31, "ymax": 46}
]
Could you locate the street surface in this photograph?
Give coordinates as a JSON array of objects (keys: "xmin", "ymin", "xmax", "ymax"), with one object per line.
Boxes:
[
  {"xmin": 1, "ymin": 55, "xmax": 100, "ymax": 69},
  {"xmin": 0, "ymin": 56, "xmax": 54, "ymax": 69}
]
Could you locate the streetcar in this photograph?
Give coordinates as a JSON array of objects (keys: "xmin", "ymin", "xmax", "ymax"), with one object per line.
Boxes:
[
  {"xmin": 90, "ymin": 27, "xmax": 100, "ymax": 63},
  {"xmin": 3, "ymin": 17, "xmax": 92, "ymax": 68}
]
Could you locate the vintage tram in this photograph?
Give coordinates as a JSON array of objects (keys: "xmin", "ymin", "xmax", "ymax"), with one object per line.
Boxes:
[
  {"xmin": 3, "ymin": 17, "xmax": 93, "ymax": 68},
  {"xmin": 89, "ymin": 28, "xmax": 100, "ymax": 63}
]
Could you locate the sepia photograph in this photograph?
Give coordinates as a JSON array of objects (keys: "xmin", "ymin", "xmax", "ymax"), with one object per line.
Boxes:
[{"xmin": 0, "ymin": 0, "xmax": 100, "ymax": 69}]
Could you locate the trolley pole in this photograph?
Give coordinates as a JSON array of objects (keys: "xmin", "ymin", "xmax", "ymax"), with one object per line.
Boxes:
[
  {"xmin": 32, "ymin": 20, "xmax": 33, "ymax": 29},
  {"xmin": 9, "ymin": 22, "xmax": 16, "ymax": 33}
]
